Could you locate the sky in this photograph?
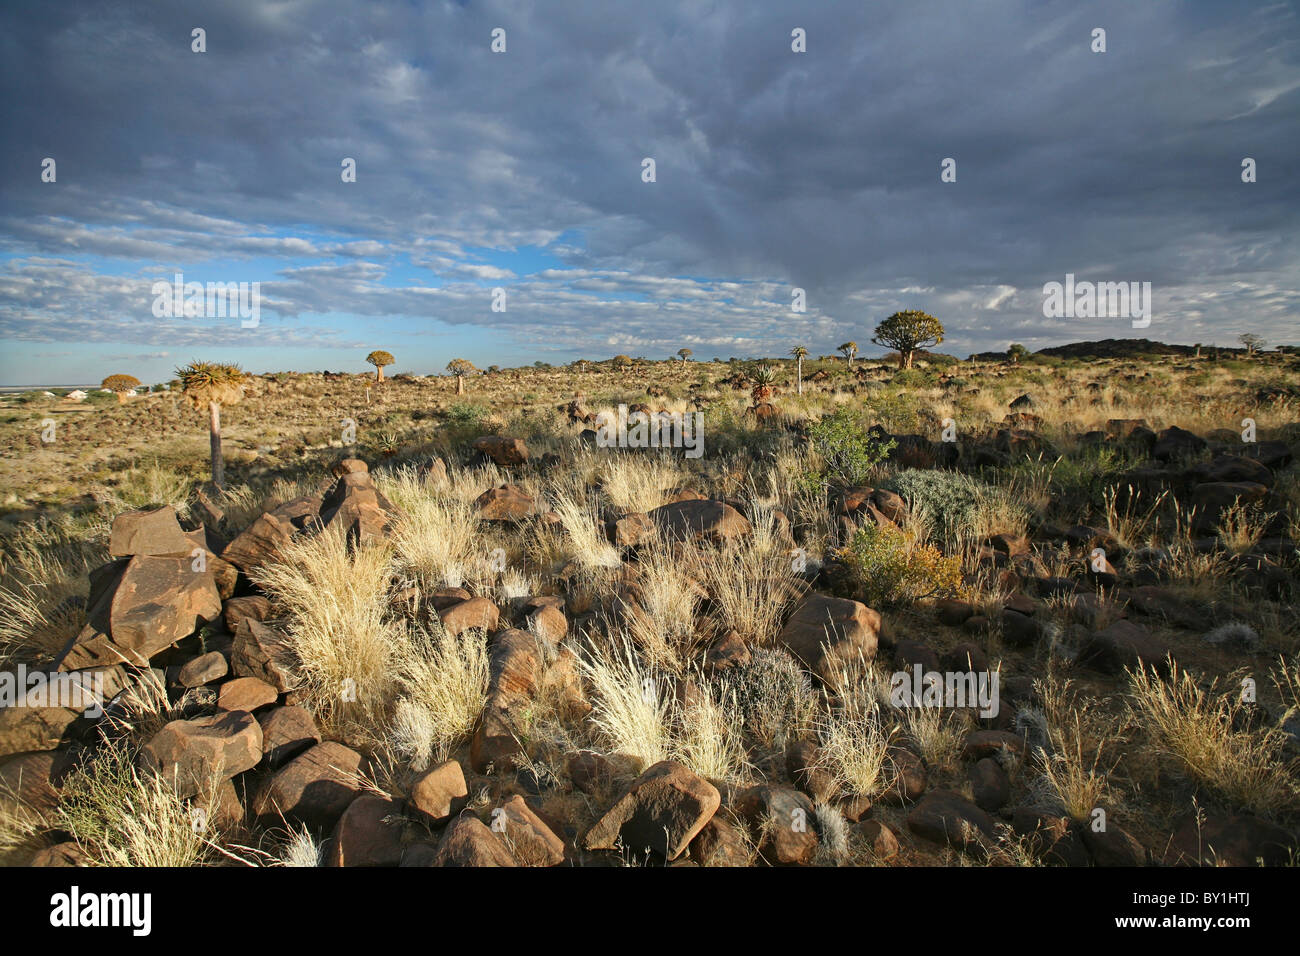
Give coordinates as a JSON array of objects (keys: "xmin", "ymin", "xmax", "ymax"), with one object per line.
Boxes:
[{"xmin": 1, "ymin": 0, "xmax": 1298, "ymax": 385}]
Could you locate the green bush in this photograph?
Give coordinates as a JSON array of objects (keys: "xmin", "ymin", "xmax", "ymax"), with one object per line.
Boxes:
[
  {"xmin": 833, "ymin": 523, "xmax": 964, "ymax": 607},
  {"xmin": 802, "ymin": 407, "xmax": 896, "ymax": 492},
  {"xmin": 883, "ymin": 469, "xmax": 1017, "ymax": 545}
]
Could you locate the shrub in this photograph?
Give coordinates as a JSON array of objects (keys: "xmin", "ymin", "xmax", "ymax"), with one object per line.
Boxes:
[
  {"xmin": 802, "ymin": 407, "xmax": 896, "ymax": 492},
  {"xmin": 884, "ymin": 469, "xmax": 1028, "ymax": 548},
  {"xmin": 832, "ymin": 523, "xmax": 964, "ymax": 607}
]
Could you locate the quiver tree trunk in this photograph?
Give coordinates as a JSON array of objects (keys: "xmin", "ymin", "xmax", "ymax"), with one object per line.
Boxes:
[{"xmin": 208, "ymin": 400, "xmax": 224, "ymax": 488}]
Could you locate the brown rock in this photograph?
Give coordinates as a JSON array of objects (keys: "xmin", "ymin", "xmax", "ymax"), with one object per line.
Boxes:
[
  {"xmin": 257, "ymin": 705, "xmax": 321, "ymax": 769},
  {"xmin": 474, "ymin": 484, "xmax": 537, "ymax": 521},
  {"xmin": 472, "ymin": 435, "xmax": 530, "ymax": 466},
  {"xmin": 177, "ymin": 651, "xmax": 228, "ymax": 687},
  {"xmin": 327, "ymin": 794, "xmax": 407, "ymax": 867},
  {"xmin": 431, "ymin": 814, "xmax": 518, "ymax": 867},
  {"xmin": 438, "ymin": 596, "xmax": 500, "ymax": 638},
  {"xmin": 583, "ymin": 760, "xmax": 721, "ymax": 861},
  {"xmin": 221, "ymin": 512, "xmax": 295, "ymax": 573},
  {"xmin": 409, "ymin": 759, "xmax": 469, "ymax": 825},
  {"xmin": 222, "ymin": 595, "xmax": 271, "ymax": 633},
  {"xmin": 108, "ymin": 506, "xmax": 193, "ymax": 557},
  {"xmin": 254, "ymin": 741, "xmax": 365, "ymax": 830},
  {"xmin": 139, "ymin": 710, "xmax": 263, "ymax": 798},
  {"xmin": 906, "ymin": 789, "xmax": 995, "ymax": 853},
  {"xmin": 217, "ymin": 676, "xmax": 278, "ymax": 712},
  {"xmin": 734, "ymin": 784, "xmax": 819, "ymax": 866},
  {"xmin": 777, "ymin": 593, "xmax": 880, "ymax": 681},
  {"xmin": 231, "ymin": 619, "xmax": 296, "ymax": 692},
  {"xmin": 648, "ymin": 499, "xmax": 752, "ymax": 545},
  {"xmin": 493, "ymin": 795, "xmax": 565, "ymax": 866}
]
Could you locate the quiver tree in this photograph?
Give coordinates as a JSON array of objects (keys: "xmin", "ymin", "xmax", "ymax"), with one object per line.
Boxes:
[
  {"xmin": 175, "ymin": 361, "xmax": 249, "ymax": 489},
  {"xmin": 1007, "ymin": 343, "xmax": 1030, "ymax": 366},
  {"xmin": 677, "ymin": 347, "xmax": 693, "ymax": 365},
  {"xmin": 837, "ymin": 341, "xmax": 858, "ymax": 366},
  {"xmin": 790, "ymin": 345, "xmax": 808, "ymax": 395},
  {"xmin": 366, "ymin": 350, "xmax": 395, "ymax": 382},
  {"xmin": 446, "ymin": 358, "xmax": 477, "ymax": 395},
  {"xmin": 750, "ymin": 363, "xmax": 777, "ymax": 404},
  {"xmin": 872, "ymin": 311, "xmax": 945, "ymax": 369},
  {"xmin": 101, "ymin": 374, "xmax": 141, "ymax": 404}
]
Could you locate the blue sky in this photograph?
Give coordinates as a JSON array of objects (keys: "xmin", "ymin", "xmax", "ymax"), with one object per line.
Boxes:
[{"xmin": 1, "ymin": 0, "xmax": 1297, "ymax": 385}]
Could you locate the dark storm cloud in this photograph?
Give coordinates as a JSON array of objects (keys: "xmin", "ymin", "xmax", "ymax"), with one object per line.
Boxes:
[{"xmin": 1, "ymin": 0, "xmax": 1297, "ymax": 366}]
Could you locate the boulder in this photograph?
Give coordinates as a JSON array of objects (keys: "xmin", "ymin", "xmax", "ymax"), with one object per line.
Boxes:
[
  {"xmin": 256, "ymin": 705, "xmax": 321, "ymax": 769},
  {"xmin": 472, "ymin": 435, "xmax": 530, "ymax": 466},
  {"xmin": 777, "ymin": 593, "xmax": 881, "ymax": 682},
  {"xmin": 647, "ymin": 499, "xmax": 752, "ymax": 544},
  {"xmin": 139, "ymin": 710, "xmax": 263, "ymax": 798},
  {"xmin": 583, "ymin": 760, "xmax": 720, "ymax": 861},
  {"xmin": 733, "ymin": 784, "xmax": 819, "ymax": 866},
  {"xmin": 254, "ymin": 741, "xmax": 365, "ymax": 831}
]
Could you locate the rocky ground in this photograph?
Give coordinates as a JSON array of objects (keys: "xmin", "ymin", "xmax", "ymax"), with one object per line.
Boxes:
[{"xmin": 0, "ymin": 348, "xmax": 1297, "ymax": 867}]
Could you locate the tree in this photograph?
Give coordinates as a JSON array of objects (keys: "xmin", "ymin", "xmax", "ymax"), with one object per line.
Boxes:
[
  {"xmin": 750, "ymin": 363, "xmax": 777, "ymax": 404},
  {"xmin": 677, "ymin": 347, "xmax": 693, "ymax": 365},
  {"xmin": 446, "ymin": 358, "xmax": 477, "ymax": 395},
  {"xmin": 101, "ymin": 374, "xmax": 141, "ymax": 404},
  {"xmin": 837, "ymin": 341, "xmax": 858, "ymax": 366},
  {"xmin": 1007, "ymin": 343, "xmax": 1030, "ymax": 366},
  {"xmin": 175, "ymin": 361, "xmax": 248, "ymax": 489},
  {"xmin": 872, "ymin": 311, "xmax": 945, "ymax": 369},
  {"xmin": 612, "ymin": 354, "xmax": 634, "ymax": 369},
  {"xmin": 366, "ymin": 350, "xmax": 395, "ymax": 383},
  {"xmin": 1239, "ymin": 333, "xmax": 1265, "ymax": 356},
  {"xmin": 790, "ymin": 345, "xmax": 808, "ymax": 395}
]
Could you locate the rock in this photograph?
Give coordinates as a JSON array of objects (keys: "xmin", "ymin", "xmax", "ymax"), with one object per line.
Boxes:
[
  {"xmin": 1120, "ymin": 586, "xmax": 1201, "ymax": 629},
  {"xmin": 786, "ymin": 740, "xmax": 836, "ymax": 802},
  {"xmin": 1191, "ymin": 481, "xmax": 1269, "ymax": 531},
  {"xmin": 583, "ymin": 760, "xmax": 721, "ymax": 861},
  {"xmin": 1083, "ymin": 822, "xmax": 1147, "ymax": 866},
  {"xmin": 962, "ymin": 729, "xmax": 1025, "ymax": 761},
  {"xmin": 941, "ymin": 643, "xmax": 989, "ymax": 674},
  {"xmin": 526, "ymin": 604, "xmax": 567, "ymax": 645},
  {"xmin": 108, "ymin": 506, "xmax": 194, "ymax": 557},
  {"xmin": 1194, "ymin": 454, "xmax": 1273, "ymax": 487},
  {"xmin": 0, "ymin": 750, "xmax": 74, "ymax": 813},
  {"xmin": 858, "ymin": 820, "xmax": 900, "ymax": 860},
  {"xmin": 1009, "ymin": 393, "xmax": 1036, "ymax": 410},
  {"xmin": 705, "ymin": 630, "xmax": 751, "ymax": 672},
  {"xmin": 1001, "ymin": 608, "xmax": 1040, "ymax": 648},
  {"xmin": 989, "ymin": 533, "xmax": 1030, "ymax": 557},
  {"xmin": 878, "ymin": 745, "xmax": 928, "ymax": 805},
  {"xmin": 431, "ymin": 814, "xmax": 517, "ymax": 867},
  {"xmin": 1077, "ymin": 620, "xmax": 1171, "ymax": 676},
  {"xmin": 177, "ymin": 651, "xmax": 228, "ymax": 687},
  {"xmin": 936, "ymin": 599, "xmax": 974, "ymax": 626},
  {"xmin": 192, "ymin": 777, "xmax": 246, "ymax": 833},
  {"xmin": 1012, "ymin": 809, "xmax": 1090, "ymax": 866},
  {"xmin": 221, "ymin": 512, "xmax": 295, "ymax": 574},
  {"xmin": 689, "ymin": 816, "xmax": 752, "ymax": 866},
  {"xmin": 139, "ymin": 710, "xmax": 263, "ymax": 798},
  {"xmin": 493, "ymin": 795, "xmax": 566, "ymax": 866},
  {"xmin": 222, "ymin": 595, "xmax": 271, "ymax": 633},
  {"xmin": 1152, "ymin": 425, "xmax": 1206, "ymax": 462},
  {"xmin": 1164, "ymin": 813, "xmax": 1298, "ymax": 867},
  {"xmin": 217, "ymin": 676, "xmax": 278, "ymax": 712},
  {"xmin": 648, "ymin": 499, "xmax": 752, "ymax": 545},
  {"xmin": 969, "ymin": 758, "xmax": 1010, "ymax": 811},
  {"xmin": 438, "ymin": 596, "xmax": 500, "ymax": 638},
  {"xmin": 474, "ymin": 484, "xmax": 538, "ymax": 521},
  {"xmin": 567, "ymin": 751, "xmax": 613, "ymax": 796},
  {"xmin": 256, "ymin": 705, "xmax": 320, "ymax": 769},
  {"xmin": 609, "ymin": 512, "xmax": 656, "ymax": 547},
  {"xmin": 327, "ymin": 794, "xmax": 407, "ymax": 867},
  {"xmin": 428, "ymin": 587, "xmax": 472, "ymax": 610},
  {"xmin": 906, "ymin": 789, "xmax": 995, "ymax": 853},
  {"xmin": 777, "ymin": 593, "xmax": 881, "ymax": 682},
  {"xmin": 734, "ymin": 784, "xmax": 819, "ymax": 866},
  {"xmin": 409, "ymin": 760, "xmax": 469, "ymax": 825},
  {"xmin": 29, "ymin": 842, "xmax": 89, "ymax": 867},
  {"xmin": 0, "ymin": 700, "xmax": 84, "ymax": 757},
  {"xmin": 318, "ymin": 465, "xmax": 399, "ymax": 546},
  {"xmin": 231, "ymin": 619, "xmax": 296, "ymax": 693},
  {"xmin": 57, "ymin": 555, "xmax": 222, "ymax": 670},
  {"xmin": 894, "ymin": 639, "xmax": 941, "ymax": 673},
  {"xmin": 472, "ymin": 435, "xmax": 530, "ymax": 466},
  {"xmin": 254, "ymin": 741, "xmax": 365, "ymax": 831}
]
